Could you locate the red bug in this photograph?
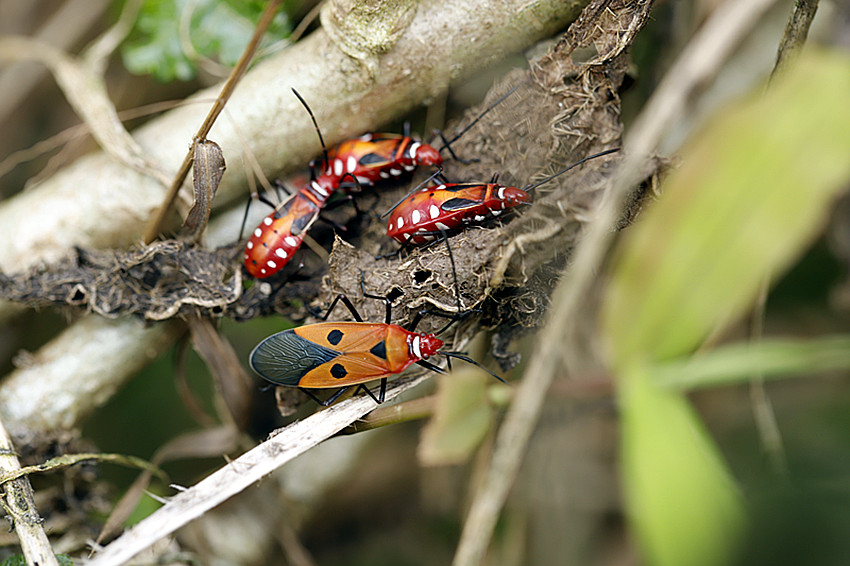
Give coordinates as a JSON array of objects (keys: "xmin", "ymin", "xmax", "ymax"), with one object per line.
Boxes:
[
  {"xmin": 317, "ymin": 85, "xmax": 521, "ymax": 190},
  {"xmin": 249, "ymin": 292, "xmax": 503, "ymax": 404},
  {"xmin": 242, "ymin": 90, "xmax": 351, "ymax": 278},
  {"xmin": 243, "ymin": 173, "xmax": 337, "ymax": 278},
  {"xmin": 384, "ymin": 148, "xmax": 620, "ymax": 245}
]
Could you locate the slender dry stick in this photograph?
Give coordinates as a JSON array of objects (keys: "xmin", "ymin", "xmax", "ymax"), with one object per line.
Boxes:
[
  {"xmin": 748, "ymin": 278, "xmax": 788, "ymax": 475},
  {"xmin": 771, "ymin": 0, "xmax": 819, "ymax": 78},
  {"xmin": 452, "ymin": 0, "xmax": 780, "ymax": 564},
  {"xmin": 85, "ymin": 375, "xmax": 430, "ymax": 566},
  {"xmin": 0, "ymin": 418, "xmax": 59, "ymax": 566},
  {"xmin": 143, "ymin": 0, "xmax": 285, "ymax": 243}
]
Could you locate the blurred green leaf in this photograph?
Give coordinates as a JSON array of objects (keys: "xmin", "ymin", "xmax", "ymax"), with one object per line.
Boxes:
[
  {"xmin": 418, "ymin": 369, "xmax": 494, "ymax": 466},
  {"xmin": 603, "ymin": 50, "xmax": 850, "ymax": 566},
  {"xmin": 655, "ymin": 334, "xmax": 850, "ymax": 391},
  {"xmin": 604, "ymin": 50, "xmax": 850, "ymax": 367},
  {"xmin": 621, "ymin": 368, "xmax": 745, "ymax": 566},
  {"xmin": 120, "ymin": 0, "xmax": 291, "ymax": 82}
]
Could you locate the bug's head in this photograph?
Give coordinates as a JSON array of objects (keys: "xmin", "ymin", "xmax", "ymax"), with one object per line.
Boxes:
[
  {"xmin": 501, "ymin": 186, "xmax": 533, "ymax": 207},
  {"xmin": 416, "ymin": 144, "xmax": 443, "ymax": 167},
  {"xmin": 411, "ymin": 333, "xmax": 444, "ymax": 360}
]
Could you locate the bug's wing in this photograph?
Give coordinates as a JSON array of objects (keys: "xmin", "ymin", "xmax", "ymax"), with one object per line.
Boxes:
[
  {"xmin": 298, "ymin": 352, "xmax": 397, "ymax": 388},
  {"xmin": 249, "ymin": 330, "xmax": 340, "ymax": 386}
]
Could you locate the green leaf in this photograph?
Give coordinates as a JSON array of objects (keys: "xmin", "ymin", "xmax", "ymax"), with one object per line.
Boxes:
[
  {"xmin": 120, "ymin": 0, "xmax": 291, "ymax": 82},
  {"xmin": 654, "ymin": 334, "xmax": 850, "ymax": 391},
  {"xmin": 602, "ymin": 50, "xmax": 850, "ymax": 566},
  {"xmin": 418, "ymin": 368, "xmax": 494, "ymax": 466},
  {"xmin": 621, "ymin": 366, "xmax": 746, "ymax": 566},
  {"xmin": 603, "ymin": 50, "xmax": 850, "ymax": 367}
]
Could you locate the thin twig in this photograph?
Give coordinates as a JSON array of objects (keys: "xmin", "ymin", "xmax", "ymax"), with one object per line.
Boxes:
[
  {"xmin": 0, "ymin": 418, "xmax": 58, "ymax": 566},
  {"xmin": 143, "ymin": 0, "xmax": 286, "ymax": 243},
  {"xmin": 771, "ymin": 0, "xmax": 820, "ymax": 79},
  {"xmin": 452, "ymin": 0, "xmax": 780, "ymax": 564},
  {"xmin": 86, "ymin": 375, "xmax": 430, "ymax": 565}
]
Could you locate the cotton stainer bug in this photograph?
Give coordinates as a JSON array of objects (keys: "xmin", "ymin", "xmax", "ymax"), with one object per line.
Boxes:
[
  {"xmin": 384, "ymin": 148, "xmax": 620, "ymax": 245},
  {"xmin": 243, "ymin": 173, "xmax": 339, "ymax": 278},
  {"xmin": 317, "ymin": 85, "xmax": 521, "ymax": 189},
  {"xmin": 242, "ymin": 90, "xmax": 356, "ymax": 278},
  {"xmin": 249, "ymin": 290, "xmax": 504, "ymax": 405}
]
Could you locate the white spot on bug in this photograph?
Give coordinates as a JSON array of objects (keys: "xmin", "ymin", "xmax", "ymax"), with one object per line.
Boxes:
[
  {"xmin": 412, "ymin": 335, "xmax": 422, "ymax": 358},
  {"xmin": 379, "ymin": 171, "xmax": 390, "ymax": 179},
  {"xmin": 356, "ymin": 175, "xmax": 370, "ymax": 184},
  {"xmin": 260, "ymin": 268, "xmax": 267, "ymax": 275},
  {"xmin": 402, "ymin": 233, "xmax": 411, "ymax": 241},
  {"xmin": 500, "ymin": 201, "xmax": 506, "ymax": 209},
  {"xmin": 390, "ymin": 168, "xmax": 402, "ymax": 176},
  {"xmin": 247, "ymin": 241, "xmax": 254, "ymax": 249},
  {"xmin": 411, "ymin": 209, "xmax": 421, "ymax": 224},
  {"xmin": 275, "ymin": 248, "xmax": 287, "ymax": 258},
  {"xmin": 435, "ymin": 222, "xmax": 450, "ymax": 231},
  {"xmin": 492, "ymin": 210, "xmax": 501, "ymax": 216},
  {"xmin": 475, "ymin": 215, "xmax": 485, "ymax": 222},
  {"xmin": 397, "ymin": 217, "xmax": 404, "ymax": 229},
  {"xmin": 285, "ymin": 236, "xmax": 298, "ymax": 247},
  {"xmin": 435, "ymin": 184, "xmax": 445, "ymax": 191},
  {"xmin": 403, "ymin": 164, "xmax": 415, "ymax": 171},
  {"xmin": 429, "ymin": 204, "xmax": 440, "ymax": 219},
  {"xmin": 263, "ymin": 217, "xmax": 273, "ymax": 226},
  {"xmin": 267, "ymin": 260, "xmax": 277, "ymax": 269},
  {"xmin": 347, "ymin": 156, "xmax": 357, "ymax": 172},
  {"xmin": 497, "ymin": 186, "xmax": 505, "ymax": 199},
  {"xmin": 253, "ymin": 228, "xmax": 262, "ymax": 238},
  {"xmin": 422, "ymin": 234, "xmax": 435, "ymax": 241},
  {"xmin": 334, "ymin": 159, "xmax": 343, "ymax": 177},
  {"xmin": 360, "ymin": 133, "xmax": 372, "ymax": 141},
  {"xmin": 409, "ymin": 142, "xmax": 420, "ymax": 158}
]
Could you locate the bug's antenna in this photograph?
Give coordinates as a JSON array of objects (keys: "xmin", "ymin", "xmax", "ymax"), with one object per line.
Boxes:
[
  {"xmin": 438, "ymin": 83, "xmax": 521, "ymax": 152},
  {"xmin": 522, "ymin": 148, "xmax": 620, "ymax": 193},
  {"xmin": 292, "ymin": 88, "xmax": 330, "ymax": 175},
  {"xmin": 380, "ymin": 168, "xmax": 446, "ymax": 218},
  {"xmin": 440, "ymin": 351, "xmax": 507, "ymax": 384}
]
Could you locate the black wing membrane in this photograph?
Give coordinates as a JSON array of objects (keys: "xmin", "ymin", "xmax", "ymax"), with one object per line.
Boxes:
[{"xmin": 250, "ymin": 330, "xmax": 340, "ymax": 386}]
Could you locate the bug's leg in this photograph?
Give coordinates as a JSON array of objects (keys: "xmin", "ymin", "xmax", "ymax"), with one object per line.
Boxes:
[
  {"xmin": 433, "ymin": 130, "xmax": 478, "ymax": 164},
  {"xmin": 439, "ymin": 230, "xmax": 463, "ymax": 316},
  {"xmin": 272, "ymin": 179, "xmax": 294, "ymax": 200},
  {"xmin": 402, "ymin": 121, "xmax": 411, "ymax": 138},
  {"xmin": 298, "ymin": 387, "xmax": 341, "ymax": 406},
  {"xmin": 377, "ymin": 378, "xmax": 387, "ymax": 403},
  {"xmin": 358, "ymin": 271, "xmax": 394, "ymax": 324},
  {"xmin": 353, "ymin": 382, "xmax": 383, "ymax": 404},
  {"xmin": 416, "ymin": 359, "xmax": 448, "ymax": 374},
  {"xmin": 321, "ymin": 386, "xmax": 353, "ymax": 406},
  {"xmin": 316, "ymin": 294, "xmax": 364, "ymax": 322}
]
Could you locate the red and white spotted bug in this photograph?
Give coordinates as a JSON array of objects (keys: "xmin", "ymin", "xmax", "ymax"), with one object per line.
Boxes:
[
  {"xmin": 384, "ymin": 148, "xmax": 620, "ymax": 245},
  {"xmin": 317, "ymin": 85, "xmax": 521, "ymax": 190},
  {"xmin": 243, "ymin": 173, "xmax": 338, "ymax": 278},
  {"xmin": 320, "ymin": 133, "xmax": 443, "ymax": 188}
]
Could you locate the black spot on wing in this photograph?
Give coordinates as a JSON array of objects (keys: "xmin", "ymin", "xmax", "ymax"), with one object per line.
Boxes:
[
  {"xmin": 441, "ymin": 197, "xmax": 479, "ymax": 211},
  {"xmin": 250, "ymin": 330, "xmax": 339, "ymax": 386},
  {"xmin": 327, "ymin": 329, "xmax": 344, "ymax": 345},
  {"xmin": 331, "ymin": 363, "xmax": 348, "ymax": 379},
  {"xmin": 358, "ymin": 152, "xmax": 387, "ymax": 166},
  {"xmin": 369, "ymin": 340, "xmax": 388, "ymax": 360}
]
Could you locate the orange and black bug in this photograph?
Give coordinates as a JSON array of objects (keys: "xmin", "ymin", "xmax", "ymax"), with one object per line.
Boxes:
[
  {"xmin": 249, "ymin": 291, "xmax": 503, "ymax": 405},
  {"xmin": 384, "ymin": 148, "xmax": 620, "ymax": 245}
]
